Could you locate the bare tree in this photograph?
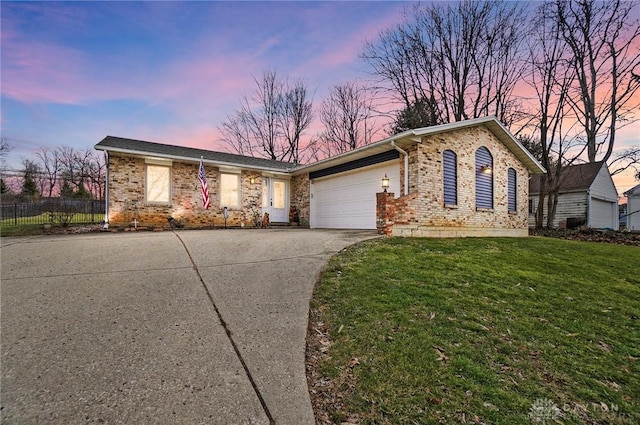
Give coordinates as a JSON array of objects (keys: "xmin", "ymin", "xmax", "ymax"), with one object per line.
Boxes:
[
  {"xmin": 316, "ymin": 81, "xmax": 378, "ymax": 157},
  {"xmin": 555, "ymin": 0, "xmax": 640, "ymax": 163},
  {"xmin": 219, "ymin": 70, "xmax": 313, "ymax": 163},
  {"xmin": 0, "ymin": 137, "xmax": 9, "ymax": 162},
  {"xmin": 609, "ymin": 145, "xmax": 640, "ymax": 179},
  {"xmin": 279, "ymin": 80, "xmax": 313, "ymax": 164},
  {"xmin": 56, "ymin": 146, "xmax": 102, "ymax": 198},
  {"xmin": 362, "ymin": 0, "xmax": 527, "ymax": 126},
  {"xmin": 86, "ymin": 151, "xmax": 107, "ymax": 200},
  {"xmin": 35, "ymin": 147, "xmax": 60, "ymax": 198},
  {"xmin": 525, "ymin": 2, "xmax": 581, "ymax": 229}
]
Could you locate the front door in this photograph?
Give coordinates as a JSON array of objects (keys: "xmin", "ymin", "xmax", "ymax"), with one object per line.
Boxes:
[{"xmin": 262, "ymin": 178, "xmax": 289, "ymax": 223}]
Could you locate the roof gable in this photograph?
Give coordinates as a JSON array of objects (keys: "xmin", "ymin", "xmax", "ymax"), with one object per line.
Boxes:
[
  {"xmin": 624, "ymin": 183, "xmax": 640, "ymax": 197},
  {"xmin": 294, "ymin": 116, "xmax": 546, "ymax": 176},
  {"xmin": 95, "ymin": 136, "xmax": 294, "ymax": 172},
  {"xmin": 529, "ymin": 162, "xmax": 605, "ymax": 194}
]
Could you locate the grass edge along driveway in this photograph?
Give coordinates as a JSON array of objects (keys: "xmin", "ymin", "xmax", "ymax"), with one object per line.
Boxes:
[{"xmin": 307, "ymin": 237, "xmax": 640, "ymax": 425}]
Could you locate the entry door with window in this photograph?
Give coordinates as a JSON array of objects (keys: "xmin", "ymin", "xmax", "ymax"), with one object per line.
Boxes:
[{"xmin": 262, "ymin": 178, "xmax": 289, "ymax": 223}]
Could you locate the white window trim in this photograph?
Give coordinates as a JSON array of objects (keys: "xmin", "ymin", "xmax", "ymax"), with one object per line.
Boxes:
[
  {"xmin": 145, "ymin": 163, "xmax": 172, "ymax": 204},
  {"xmin": 220, "ymin": 172, "xmax": 241, "ymax": 209}
]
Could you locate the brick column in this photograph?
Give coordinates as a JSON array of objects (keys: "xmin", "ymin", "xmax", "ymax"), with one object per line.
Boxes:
[{"xmin": 376, "ymin": 192, "xmax": 395, "ymax": 236}]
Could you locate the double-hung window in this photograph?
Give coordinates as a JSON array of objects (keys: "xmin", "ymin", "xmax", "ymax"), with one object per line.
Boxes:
[
  {"xmin": 145, "ymin": 162, "xmax": 171, "ymax": 204},
  {"xmin": 220, "ymin": 173, "xmax": 241, "ymax": 208}
]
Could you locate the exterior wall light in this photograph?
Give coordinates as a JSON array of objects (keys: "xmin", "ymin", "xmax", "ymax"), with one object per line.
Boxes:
[
  {"xmin": 250, "ymin": 177, "xmax": 255, "ymax": 184},
  {"xmin": 480, "ymin": 165, "xmax": 492, "ymax": 174},
  {"xmin": 382, "ymin": 174, "xmax": 390, "ymax": 192}
]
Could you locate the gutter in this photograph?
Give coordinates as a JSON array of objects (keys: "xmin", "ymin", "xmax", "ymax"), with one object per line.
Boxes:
[
  {"xmin": 94, "ymin": 145, "xmax": 293, "ymax": 175},
  {"xmin": 391, "ymin": 140, "xmax": 409, "ymax": 195}
]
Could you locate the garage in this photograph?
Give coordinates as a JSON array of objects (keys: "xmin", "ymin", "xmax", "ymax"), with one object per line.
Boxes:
[{"xmin": 310, "ymin": 160, "xmax": 400, "ymax": 229}]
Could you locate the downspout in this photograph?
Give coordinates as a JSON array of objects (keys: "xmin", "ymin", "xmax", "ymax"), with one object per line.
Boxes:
[
  {"xmin": 104, "ymin": 151, "xmax": 109, "ymax": 228},
  {"xmin": 586, "ymin": 188, "xmax": 591, "ymax": 227},
  {"xmin": 391, "ymin": 141, "xmax": 409, "ymax": 196}
]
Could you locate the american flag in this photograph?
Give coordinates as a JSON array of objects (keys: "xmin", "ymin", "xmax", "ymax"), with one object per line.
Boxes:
[{"xmin": 198, "ymin": 158, "xmax": 211, "ymax": 209}]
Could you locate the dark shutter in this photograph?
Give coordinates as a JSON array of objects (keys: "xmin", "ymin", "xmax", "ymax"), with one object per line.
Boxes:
[
  {"xmin": 475, "ymin": 147, "xmax": 493, "ymax": 209},
  {"xmin": 508, "ymin": 168, "xmax": 517, "ymax": 212},
  {"xmin": 443, "ymin": 150, "xmax": 457, "ymax": 205}
]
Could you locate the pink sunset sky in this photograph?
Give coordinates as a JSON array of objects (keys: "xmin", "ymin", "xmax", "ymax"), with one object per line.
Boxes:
[{"xmin": 1, "ymin": 1, "xmax": 639, "ymax": 195}]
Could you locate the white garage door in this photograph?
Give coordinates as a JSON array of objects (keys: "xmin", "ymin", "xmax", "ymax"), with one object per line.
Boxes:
[
  {"xmin": 310, "ymin": 161, "xmax": 400, "ymax": 229},
  {"xmin": 590, "ymin": 198, "xmax": 615, "ymax": 229}
]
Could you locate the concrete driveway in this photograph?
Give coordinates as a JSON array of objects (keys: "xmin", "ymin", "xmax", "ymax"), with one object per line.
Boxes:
[{"xmin": 1, "ymin": 229, "xmax": 376, "ymax": 424}]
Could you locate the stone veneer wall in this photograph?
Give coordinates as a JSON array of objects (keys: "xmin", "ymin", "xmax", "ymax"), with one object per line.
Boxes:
[
  {"xmin": 378, "ymin": 125, "xmax": 530, "ymax": 237},
  {"xmin": 290, "ymin": 173, "xmax": 310, "ymax": 225},
  {"xmin": 107, "ymin": 153, "xmax": 264, "ymax": 228}
]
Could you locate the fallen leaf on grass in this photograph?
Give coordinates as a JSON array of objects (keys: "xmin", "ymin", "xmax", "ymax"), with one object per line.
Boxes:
[
  {"xmin": 428, "ymin": 397, "xmax": 442, "ymax": 405},
  {"xmin": 598, "ymin": 340, "xmax": 613, "ymax": 353},
  {"xmin": 348, "ymin": 357, "xmax": 360, "ymax": 368},
  {"xmin": 433, "ymin": 346, "xmax": 449, "ymax": 363}
]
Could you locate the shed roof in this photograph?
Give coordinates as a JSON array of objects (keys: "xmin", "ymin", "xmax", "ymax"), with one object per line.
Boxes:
[
  {"xmin": 95, "ymin": 136, "xmax": 294, "ymax": 173},
  {"xmin": 529, "ymin": 162, "xmax": 605, "ymax": 195}
]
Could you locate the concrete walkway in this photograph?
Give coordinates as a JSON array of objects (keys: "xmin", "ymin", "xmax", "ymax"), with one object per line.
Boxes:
[{"xmin": 1, "ymin": 229, "xmax": 377, "ymax": 424}]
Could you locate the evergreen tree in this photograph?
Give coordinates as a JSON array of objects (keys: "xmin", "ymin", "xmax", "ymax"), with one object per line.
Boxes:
[
  {"xmin": 391, "ymin": 97, "xmax": 441, "ymax": 135},
  {"xmin": 60, "ymin": 180, "xmax": 75, "ymax": 198},
  {"xmin": 0, "ymin": 178, "xmax": 9, "ymax": 195},
  {"xmin": 21, "ymin": 166, "xmax": 39, "ymax": 197}
]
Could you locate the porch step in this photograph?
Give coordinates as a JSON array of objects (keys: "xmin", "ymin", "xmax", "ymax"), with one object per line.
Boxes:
[{"xmin": 268, "ymin": 222, "xmax": 293, "ymax": 227}]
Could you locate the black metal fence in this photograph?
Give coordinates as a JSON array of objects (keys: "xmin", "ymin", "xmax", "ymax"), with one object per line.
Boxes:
[{"xmin": 0, "ymin": 199, "xmax": 105, "ymax": 226}]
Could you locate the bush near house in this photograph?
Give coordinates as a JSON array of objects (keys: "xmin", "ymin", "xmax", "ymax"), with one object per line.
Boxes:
[{"xmin": 308, "ymin": 237, "xmax": 640, "ymax": 424}]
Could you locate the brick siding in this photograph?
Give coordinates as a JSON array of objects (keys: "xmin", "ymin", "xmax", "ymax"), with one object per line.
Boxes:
[
  {"xmin": 291, "ymin": 173, "xmax": 310, "ymax": 225},
  {"xmin": 108, "ymin": 153, "xmax": 270, "ymax": 228},
  {"xmin": 377, "ymin": 125, "xmax": 530, "ymax": 237}
]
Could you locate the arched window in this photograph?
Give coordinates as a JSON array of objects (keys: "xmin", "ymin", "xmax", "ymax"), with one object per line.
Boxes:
[
  {"xmin": 508, "ymin": 168, "xmax": 517, "ymax": 213},
  {"xmin": 475, "ymin": 147, "xmax": 493, "ymax": 210},
  {"xmin": 443, "ymin": 150, "xmax": 457, "ymax": 206}
]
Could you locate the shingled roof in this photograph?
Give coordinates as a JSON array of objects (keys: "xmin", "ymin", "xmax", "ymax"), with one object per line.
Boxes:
[
  {"xmin": 624, "ymin": 183, "xmax": 640, "ymax": 197},
  {"xmin": 529, "ymin": 162, "xmax": 604, "ymax": 194},
  {"xmin": 95, "ymin": 136, "xmax": 295, "ymax": 173}
]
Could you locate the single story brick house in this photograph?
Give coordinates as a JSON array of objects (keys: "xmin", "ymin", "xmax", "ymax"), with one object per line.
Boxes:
[
  {"xmin": 529, "ymin": 162, "xmax": 619, "ymax": 230},
  {"xmin": 95, "ymin": 116, "xmax": 545, "ymax": 237}
]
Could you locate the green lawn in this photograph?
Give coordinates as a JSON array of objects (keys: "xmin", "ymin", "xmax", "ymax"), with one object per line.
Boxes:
[
  {"xmin": 0, "ymin": 213, "xmax": 102, "ymax": 236},
  {"xmin": 0, "ymin": 212, "xmax": 101, "ymax": 227},
  {"xmin": 309, "ymin": 237, "xmax": 640, "ymax": 424}
]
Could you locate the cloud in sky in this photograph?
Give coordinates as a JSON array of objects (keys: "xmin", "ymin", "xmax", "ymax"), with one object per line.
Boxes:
[
  {"xmin": 1, "ymin": 1, "xmax": 409, "ymax": 162},
  {"xmin": 1, "ymin": 1, "xmax": 639, "ymax": 193}
]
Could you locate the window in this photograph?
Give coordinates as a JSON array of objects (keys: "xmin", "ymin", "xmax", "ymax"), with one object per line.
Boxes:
[
  {"xmin": 443, "ymin": 149, "xmax": 457, "ymax": 206},
  {"xmin": 508, "ymin": 168, "xmax": 517, "ymax": 213},
  {"xmin": 146, "ymin": 164, "xmax": 171, "ymax": 203},
  {"xmin": 220, "ymin": 173, "xmax": 241, "ymax": 208},
  {"xmin": 273, "ymin": 180, "xmax": 286, "ymax": 209},
  {"xmin": 529, "ymin": 199, "xmax": 535, "ymax": 215},
  {"xmin": 475, "ymin": 147, "xmax": 493, "ymax": 210}
]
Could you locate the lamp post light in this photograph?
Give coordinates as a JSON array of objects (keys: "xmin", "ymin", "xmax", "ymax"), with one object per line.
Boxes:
[{"xmin": 382, "ymin": 174, "xmax": 390, "ymax": 192}]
